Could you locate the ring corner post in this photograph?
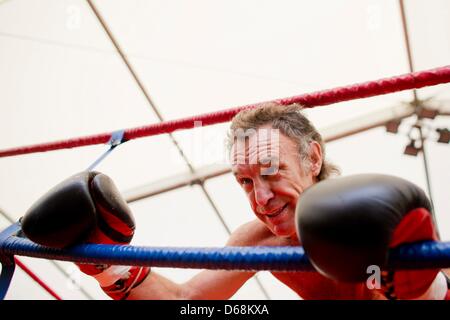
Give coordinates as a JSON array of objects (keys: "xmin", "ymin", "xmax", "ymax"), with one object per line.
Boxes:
[{"xmin": 0, "ymin": 222, "xmax": 22, "ymax": 300}]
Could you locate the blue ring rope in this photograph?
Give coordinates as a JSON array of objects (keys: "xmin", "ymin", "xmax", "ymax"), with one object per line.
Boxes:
[
  {"xmin": 1, "ymin": 233, "xmax": 449, "ymax": 271},
  {"xmin": 1, "ymin": 223, "xmax": 450, "ymax": 300},
  {"xmin": 1, "ymin": 235, "xmax": 313, "ymax": 271}
]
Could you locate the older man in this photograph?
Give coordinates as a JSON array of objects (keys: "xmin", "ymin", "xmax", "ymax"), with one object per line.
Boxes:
[{"xmin": 21, "ymin": 103, "xmax": 448, "ymax": 300}]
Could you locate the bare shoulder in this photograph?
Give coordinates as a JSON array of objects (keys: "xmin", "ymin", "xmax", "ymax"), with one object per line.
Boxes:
[{"xmin": 227, "ymin": 220, "xmax": 292, "ymax": 247}]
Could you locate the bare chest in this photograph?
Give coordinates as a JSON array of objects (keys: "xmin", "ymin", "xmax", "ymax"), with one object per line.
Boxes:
[
  {"xmin": 247, "ymin": 222, "xmax": 383, "ymax": 299},
  {"xmin": 271, "ymin": 271, "xmax": 383, "ymax": 300}
]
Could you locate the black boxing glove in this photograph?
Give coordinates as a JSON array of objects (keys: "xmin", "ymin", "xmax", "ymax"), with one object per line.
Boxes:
[
  {"xmin": 296, "ymin": 174, "xmax": 447, "ymax": 300},
  {"xmin": 21, "ymin": 171, "xmax": 150, "ymax": 299}
]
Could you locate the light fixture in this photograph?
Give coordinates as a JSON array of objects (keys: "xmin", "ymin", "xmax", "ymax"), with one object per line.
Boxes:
[
  {"xmin": 403, "ymin": 139, "xmax": 420, "ymax": 156},
  {"xmin": 417, "ymin": 107, "xmax": 438, "ymax": 119},
  {"xmin": 385, "ymin": 119, "xmax": 401, "ymax": 134},
  {"xmin": 436, "ymin": 128, "xmax": 450, "ymax": 144}
]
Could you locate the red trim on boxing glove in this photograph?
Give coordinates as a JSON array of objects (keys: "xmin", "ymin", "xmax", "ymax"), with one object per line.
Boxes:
[
  {"xmin": 388, "ymin": 208, "xmax": 440, "ymax": 299},
  {"xmin": 99, "ymin": 266, "xmax": 151, "ymax": 300},
  {"xmin": 90, "ymin": 201, "xmax": 134, "ymax": 245},
  {"xmin": 390, "ymin": 208, "xmax": 438, "ymax": 246}
]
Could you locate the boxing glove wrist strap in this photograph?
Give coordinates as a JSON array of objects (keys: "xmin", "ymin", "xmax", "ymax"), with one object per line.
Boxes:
[
  {"xmin": 93, "ymin": 265, "xmax": 134, "ymax": 287},
  {"xmin": 93, "ymin": 265, "xmax": 151, "ymax": 300}
]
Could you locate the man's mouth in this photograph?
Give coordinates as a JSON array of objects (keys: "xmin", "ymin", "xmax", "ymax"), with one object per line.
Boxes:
[{"xmin": 265, "ymin": 203, "xmax": 288, "ymax": 218}]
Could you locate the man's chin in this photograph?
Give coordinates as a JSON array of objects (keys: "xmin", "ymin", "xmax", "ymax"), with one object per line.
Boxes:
[{"xmin": 270, "ymin": 224, "xmax": 296, "ymax": 238}]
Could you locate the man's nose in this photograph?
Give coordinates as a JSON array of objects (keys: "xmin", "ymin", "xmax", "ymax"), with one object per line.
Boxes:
[{"xmin": 254, "ymin": 180, "xmax": 274, "ymax": 208}]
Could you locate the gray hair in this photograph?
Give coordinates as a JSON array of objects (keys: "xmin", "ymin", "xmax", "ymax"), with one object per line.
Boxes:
[{"xmin": 227, "ymin": 102, "xmax": 340, "ymax": 181}]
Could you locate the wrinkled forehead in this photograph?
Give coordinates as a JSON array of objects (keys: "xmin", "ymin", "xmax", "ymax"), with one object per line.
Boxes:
[{"xmin": 230, "ymin": 127, "xmax": 281, "ymax": 165}]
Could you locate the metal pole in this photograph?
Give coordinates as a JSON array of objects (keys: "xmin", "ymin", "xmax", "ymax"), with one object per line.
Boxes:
[
  {"xmin": 417, "ymin": 125, "xmax": 441, "ymax": 239},
  {"xmin": 86, "ymin": 0, "xmax": 271, "ymax": 299}
]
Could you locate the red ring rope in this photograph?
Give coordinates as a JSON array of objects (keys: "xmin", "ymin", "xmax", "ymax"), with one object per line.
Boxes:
[
  {"xmin": 1, "ymin": 66, "xmax": 449, "ymax": 158},
  {"xmin": 14, "ymin": 257, "xmax": 62, "ymax": 300}
]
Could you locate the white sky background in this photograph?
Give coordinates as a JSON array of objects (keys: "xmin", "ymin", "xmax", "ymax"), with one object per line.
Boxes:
[{"xmin": 0, "ymin": 0, "xmax": 449, "ymax": 300}]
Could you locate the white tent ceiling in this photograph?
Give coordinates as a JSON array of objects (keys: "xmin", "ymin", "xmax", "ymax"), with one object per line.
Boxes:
[{"xmin": 0, "ymin": 0, "xmax": 449, "ymax": 300}]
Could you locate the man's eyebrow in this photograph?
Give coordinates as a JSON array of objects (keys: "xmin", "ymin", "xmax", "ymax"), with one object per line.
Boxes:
[{"xmin": 259, "ymin": 155, "xmax": 280, "ymax": 164}]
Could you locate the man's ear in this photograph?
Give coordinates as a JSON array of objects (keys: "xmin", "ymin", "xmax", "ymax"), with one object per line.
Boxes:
[{"xmin": 309, "ymin": 141, "xmax": 323, "ymax": 178}]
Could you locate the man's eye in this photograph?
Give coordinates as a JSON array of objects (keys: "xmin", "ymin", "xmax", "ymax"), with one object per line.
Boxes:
[{"xmin": 240, "ymin": 178, "xmax": 253, "ymax": 185}]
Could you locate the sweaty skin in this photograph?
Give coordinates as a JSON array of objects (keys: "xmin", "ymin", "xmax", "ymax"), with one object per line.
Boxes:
[
  {"xmin": 127, "ymin": 127, "xmax": 385, "ymax": 300},
  {"xmin": 229, "ymin": 126, "xmax": 382, "ymax": 299}
]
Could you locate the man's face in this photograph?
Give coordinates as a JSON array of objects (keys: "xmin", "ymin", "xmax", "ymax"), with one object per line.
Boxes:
[{"xmin": 231, "ymin": 126, "xmax": 319, "ymax": 239}]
